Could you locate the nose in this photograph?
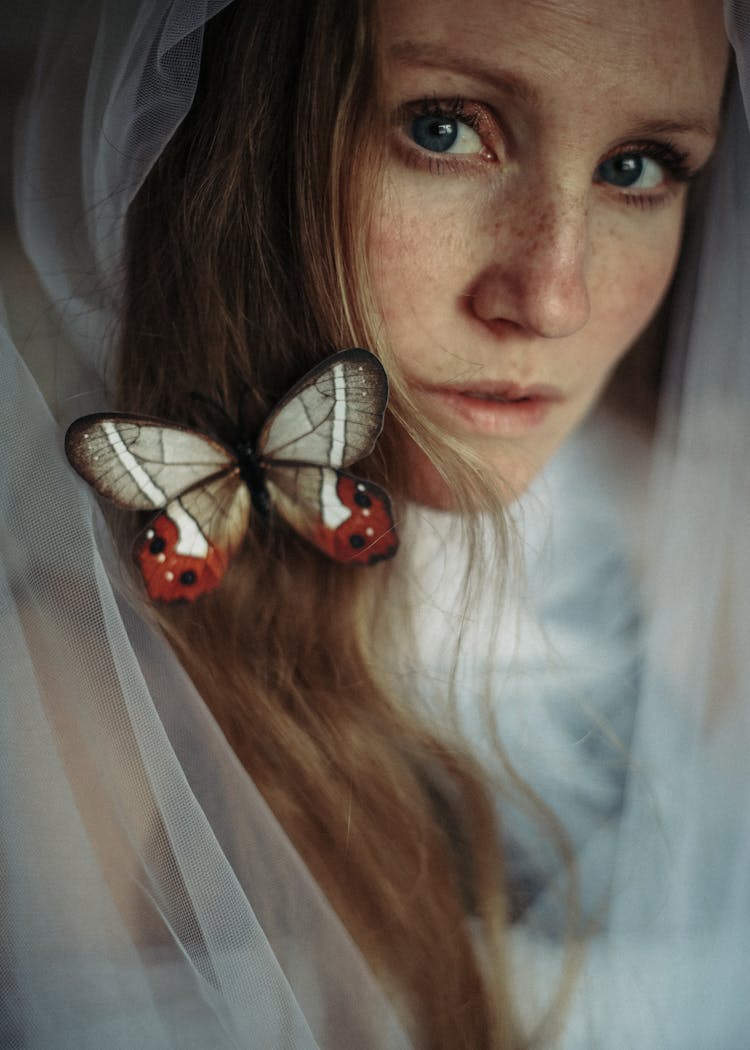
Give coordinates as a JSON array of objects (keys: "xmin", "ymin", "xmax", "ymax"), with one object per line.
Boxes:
[{"xmin": 471, "ymin": 189, "xmax": 591, "ymax": 339}]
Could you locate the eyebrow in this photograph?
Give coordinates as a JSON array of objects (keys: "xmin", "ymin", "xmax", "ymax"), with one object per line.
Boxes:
[
  {"xmin": 625, "ymin": 118, "xmax": 718, "ymax": 141},
  {"xmin": 389, "ymin": 39, "xmax": 720, "ymax": 141},
  {"xmin": 390, "ymin": 40, "xmax": 542, "ymax": 107}
]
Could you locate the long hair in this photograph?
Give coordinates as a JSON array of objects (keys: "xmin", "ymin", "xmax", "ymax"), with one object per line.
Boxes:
[{"xmin": 116, "ymin": 2, "xmax": 571, "ymax": 1046}]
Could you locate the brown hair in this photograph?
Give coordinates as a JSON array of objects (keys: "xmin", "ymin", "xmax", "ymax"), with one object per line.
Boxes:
[{"xmin": 116, "ymin": 2, "xmax": 573, "ymax": 1046}]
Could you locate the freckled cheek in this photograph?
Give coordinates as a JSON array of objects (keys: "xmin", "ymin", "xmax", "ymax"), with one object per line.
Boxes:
[
  {"xmin": 367, "ymin": 221, "xmax": 413, "ymax": 319},
  {"xmin": 367, "ymin": 195, "xmax": 471, "ymax": 328},
  {"xmin": 589, "ymin": 227, "xmax": 683, "ymax": 363}
]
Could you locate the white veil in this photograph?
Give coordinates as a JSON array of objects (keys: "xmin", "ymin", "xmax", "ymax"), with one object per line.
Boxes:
[
  {"xmin": 3, "ymin": 1, "xmax": 750, "ymax": 1047},
  {"xmin": 4, "ymin": 3, "xmax": 412, "ymax": 1048},
  {"xmin": 512, "ymin": 4, "xmax": 750, "ymax": 1044}
]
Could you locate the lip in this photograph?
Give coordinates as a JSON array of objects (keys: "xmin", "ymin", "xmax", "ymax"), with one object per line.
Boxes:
[{"xmin": 414, "ymin": 381, "xmax": 563, "ymax": 437}]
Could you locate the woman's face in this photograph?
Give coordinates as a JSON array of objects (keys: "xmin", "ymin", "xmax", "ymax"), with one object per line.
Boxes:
[{"xmin": 369, "ymin": 0, "xmax": 727, "ymax": 504}]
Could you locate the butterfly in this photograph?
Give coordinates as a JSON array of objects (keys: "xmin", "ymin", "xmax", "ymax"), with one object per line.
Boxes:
[{"xmin": 65, "ymin": 348, "xmax": 398, "ymax": 603}]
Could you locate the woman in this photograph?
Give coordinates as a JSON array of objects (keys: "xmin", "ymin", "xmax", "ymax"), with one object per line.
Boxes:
[{"xmin": 3, "ymin": 0, "xmax": 747, "ymax": 1047}]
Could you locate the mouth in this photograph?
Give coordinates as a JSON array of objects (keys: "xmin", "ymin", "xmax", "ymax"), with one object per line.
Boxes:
[
  {"xmin": 414, "ymin": 381, "xmax": 562, "ymax": 437},
  {"xmin": 452, "ymin": 382, "xmax": 560, "ymax": 402}
]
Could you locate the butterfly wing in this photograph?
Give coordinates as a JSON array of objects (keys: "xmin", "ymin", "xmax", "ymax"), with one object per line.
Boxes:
[
  {"xmin": 66, "ymin": 352, "xmax": 396, "ymax": 593},
  {"xmin": 66, "ymin": 413, "xmax": 250, "ymax": 602},
  {"xmin": 258, "ymin": 348, "xmax": 388, "ymax": 469},
  {"xmin": 134, "ymin": 472, "xmax": 251, "ymax": 603},
  {"xmin": 65, "ymin": 413, "xmax": 236, "ymax": 509},
  {"xmin": 266, "ymin": 463, "xmax": 398, "ymax": 565}
]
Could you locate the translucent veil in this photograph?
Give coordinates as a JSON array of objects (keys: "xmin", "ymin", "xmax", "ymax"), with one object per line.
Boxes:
[
  {"xmin": 2, "ymin": 2, "xmax": 749, "ymax": 1049},
  {"xmin": 3, "ymin": 4, "xmax": 411, "ymax": 1048},
  {"xmin": 513, "ymin": 2, "xmax": 750, "ymax": 1044}
]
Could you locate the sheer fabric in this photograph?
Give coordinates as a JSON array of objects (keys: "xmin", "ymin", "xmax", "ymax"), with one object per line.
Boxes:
[
  {"xmin": 393, "ymin": 409, "xmax": 643, "ymax": 938},
  {"xmin": 3, "ymin": 0, "xmax": 750, "ymax": 1047},
  {"xmin": 513, "ymin": 10, "xmax": 750, "ymax": 1043},
  {"xmin": 0, "ymin": 314, "xmax": 411, "ymax": 1050},
  {"xmin": 5, "ymin": 3, "xmax": 412, "ymax": 1047}
]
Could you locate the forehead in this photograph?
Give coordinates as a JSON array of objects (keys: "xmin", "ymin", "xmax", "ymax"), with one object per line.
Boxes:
[{"xmin": 378, "ymin": 0, "xmax": 728, "ymax": 127}]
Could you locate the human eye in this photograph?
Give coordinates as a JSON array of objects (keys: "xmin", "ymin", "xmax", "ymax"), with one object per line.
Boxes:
[
  {"xmin": 594, "ymin": 142, "xmax": 695, "ymax": 206},
  {"xmin": 393, "ymin": 98, "xmax": 498, "ymax": 173}
]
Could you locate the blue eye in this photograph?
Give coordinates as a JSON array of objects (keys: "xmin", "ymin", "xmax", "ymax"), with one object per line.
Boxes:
[
  {"xmin": 409, "ymin": 114, "xmax": 483, "ymax": 155},
  {"xmin": 411, "ymin": 115, "xmax": 458, "ymax": 152},
  {"xmin": 596, "ymin": 153, "xmax": 663, "ymax": 190}
]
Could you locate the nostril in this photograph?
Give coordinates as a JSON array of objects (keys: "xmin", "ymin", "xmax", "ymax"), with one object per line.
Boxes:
[
  {"xmin": 481, "ymin": 316, "xmax": 529, "ymax": 339},
  {"xmin": 470, "ymin": 245, "xmax": 590, "ymax": 340}
]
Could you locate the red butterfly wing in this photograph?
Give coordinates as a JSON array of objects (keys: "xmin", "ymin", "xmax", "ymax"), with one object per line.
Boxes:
[
  {"xmin": 134, "ymin": 473, "xmax": 251, "ymax": 603},
  {"xmin": 135, "ymin": 512, "xmax": 228, "ymax": 603},
  {"xmin": 65, "ymin": 414, "xmax": 250, "ymax": 603},
  {"xmin": 321, "ymin": 474, "xmax": 399, "ymax": 564},
  {"xmin": 266, "ymin": 465, "xmax": 398, "ymax": 565}
]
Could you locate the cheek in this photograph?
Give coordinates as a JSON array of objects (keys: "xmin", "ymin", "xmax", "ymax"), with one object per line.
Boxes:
[
  {"xmin": 367, "ymin": 185, "xmax": 471, "ymax": 334},
  {"xmin": 589, "ymin": 216, "xmax": 684, "ymax": 363},
  {"xmin": 369, "ymin": 177, "xmax": 687, "ymax": 381},
  {"xmin": 367, "ymin": 217, "xmax": 418, "ymax": 322}
]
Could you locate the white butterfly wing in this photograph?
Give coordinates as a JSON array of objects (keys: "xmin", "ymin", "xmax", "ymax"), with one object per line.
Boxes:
[
  {"xmin": 170, "ymin": 472, "xmax": 251, "ymax": 559},
  {"xmin": 65, "ymin": 414, "xmax": 236, "ymax": 510},
  {"xmin": 258, "ymin": 348, "xmax": 388, "ymax": 468}
]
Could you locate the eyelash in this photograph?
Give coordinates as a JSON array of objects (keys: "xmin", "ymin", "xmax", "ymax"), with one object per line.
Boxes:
[
  {"xmin": 594, "ymin": 141, "xmax": 695, "ymax": 209},
  {"xmin": 395, "ymin": 98, "xmax": 493, "ymax": 175},
  {"xmin": 395, "ymin": 98, "xmax": 699, "ymax": 206}
]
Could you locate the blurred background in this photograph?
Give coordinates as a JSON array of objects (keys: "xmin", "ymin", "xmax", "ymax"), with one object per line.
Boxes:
[
  {"xmin": 1, "ymin": 3, "xmax": 47, "ymax": 241},
  {"xmin": 2, "ymin": 3, "xmax": 58, "ymax": 396}
]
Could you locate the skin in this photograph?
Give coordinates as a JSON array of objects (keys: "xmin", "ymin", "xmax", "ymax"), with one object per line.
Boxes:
[{"xmin": 369, "ymin": 0, "xmax": 728, "ymax": 505}]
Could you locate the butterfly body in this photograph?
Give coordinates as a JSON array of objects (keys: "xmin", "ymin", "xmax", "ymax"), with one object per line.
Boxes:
[
  {"xmin": 66, "ymin": 349, "xmax": 398, "ymax": 603},
  {"xmin": 235, "ymin": 440, "xmax": 271, "ymax": 517}
]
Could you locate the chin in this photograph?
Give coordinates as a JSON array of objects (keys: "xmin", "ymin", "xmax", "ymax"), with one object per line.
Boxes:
[{"xmin": 400, "ymin": 435, "xmax": 546, "ymax": 510}]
